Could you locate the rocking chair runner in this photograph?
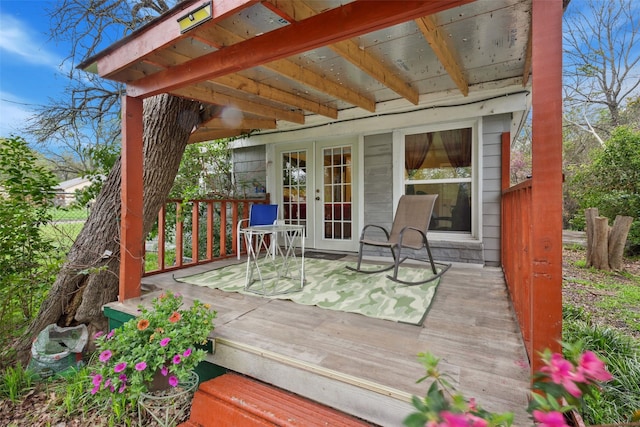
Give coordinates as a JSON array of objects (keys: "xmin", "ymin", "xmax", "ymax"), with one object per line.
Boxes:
[{"xmin": 347, "ymin": 195, "xmax": 451, "ymax": 285}]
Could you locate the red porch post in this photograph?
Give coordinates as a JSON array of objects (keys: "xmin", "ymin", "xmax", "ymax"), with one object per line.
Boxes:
[
  {"xmin": 530, "ymin": 0, "xmax": 563, "ymax": 372},
  {"xmin": 119, "ymin": 95, "xmax": 144, "ymax": 301}
]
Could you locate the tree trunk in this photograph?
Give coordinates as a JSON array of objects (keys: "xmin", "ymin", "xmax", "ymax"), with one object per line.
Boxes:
[
  {"xmin": 591, "ymin": 216, "xmax": 610, "ymax": 271},
  {"xmin": 608, "ymin": 215, "xmax": 633, "ymax": 270},
  {"xmin": 584, "ymin": 207, "xmax": 598, "ymax": 267},
  {"xmin": 16, "ymin": 94, "xmax": 201, "ymax": 363},
  {"xmin": 585, "ymin": 208, "xmax": 633, "ymax": 271}
]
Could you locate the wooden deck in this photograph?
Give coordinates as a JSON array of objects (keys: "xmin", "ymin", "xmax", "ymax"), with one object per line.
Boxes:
[{"xmin": 107, "ymin": 255, "xmax": 531, "ymax": 426}]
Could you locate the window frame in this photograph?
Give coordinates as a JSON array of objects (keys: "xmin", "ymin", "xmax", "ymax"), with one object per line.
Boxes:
[{"xmin": 393, "ymin": 120, "xmax": 481, "ymax": 241}]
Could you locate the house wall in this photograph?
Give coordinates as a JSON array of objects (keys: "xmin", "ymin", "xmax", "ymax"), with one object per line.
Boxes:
[
  {"xmin": 232, "ymin": 146, "xmax": 268, "ymax": 199},
  {"xmin": 482, "ymin": 114, "xmax": 511, "ymax": 266},
  {"xmin": 234, "ymin": 91, "xmax": 529, "ymax": 265},
  {"xmin": 358, "ymin": 113, "xmax": 511, "ymax": 266}
]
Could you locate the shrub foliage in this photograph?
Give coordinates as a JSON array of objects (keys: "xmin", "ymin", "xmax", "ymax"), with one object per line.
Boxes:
[{"xmin": 568, "ymin": 127, "xmax": 640, "ymax": 254}]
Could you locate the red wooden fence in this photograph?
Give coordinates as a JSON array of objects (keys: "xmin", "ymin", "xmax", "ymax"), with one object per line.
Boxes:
[
  {"xmin": 144, "ymin": 196, "xmax": 270, "ymax": 276},
  {"xmin": 501, "ymin": 179, "xmax": 533, "ymax": 359}
]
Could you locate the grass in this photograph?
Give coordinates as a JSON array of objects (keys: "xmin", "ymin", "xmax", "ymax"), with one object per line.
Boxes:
[
  {"xmin": 563, "ymin": 306, "xmax": 640, "ymax": 425},
  {"xmin": 565, "ymin": 252, "xmax": 640, "ymax": 337},
  {"xmin": 0, "ymin": 362, "xmax": 36, "ymax": 402}
]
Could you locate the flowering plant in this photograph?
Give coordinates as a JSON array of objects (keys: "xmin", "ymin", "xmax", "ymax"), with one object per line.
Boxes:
[
  {"xmin": 90, "ymin": 291, "xmax": 216, "ymax": 400},
  {"xmin": 404, "ymin": 342, "xmax": 613, "ymax": 427}
]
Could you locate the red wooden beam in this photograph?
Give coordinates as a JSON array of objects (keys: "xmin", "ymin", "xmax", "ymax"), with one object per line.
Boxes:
[
  {"xmin": 530, "ymin": 0, "xmax": 563, "ymax": 373},
  {"xmin": 501, "ymin": 132, "xmax": 511, "ymax": 191},
  {"xmin": 127, "ymin": 0, "xmax": 474, "ymax": 98},
  {"xmin": 119, "ymin": 96, "xmax": 144, "ymax": 301},
  {"xmin": 94, "ymin": 0, "xmax": 259, "ymax": 78}
]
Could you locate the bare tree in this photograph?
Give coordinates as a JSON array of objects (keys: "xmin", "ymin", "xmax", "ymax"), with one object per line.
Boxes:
[
  {"xmin": 563, "ymin": 0, "xmax": 640, "ymax": 130},
  {"xmin": 16, "ymin": 0, "xmax": 206, "ymax": 361}
]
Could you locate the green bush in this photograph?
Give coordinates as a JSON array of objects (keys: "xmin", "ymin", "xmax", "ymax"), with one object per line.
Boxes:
[
  {"xmin": 568, "ymin": 126, "xmax": 640, "ymax": 255},
  {"xmin": 563, "ymin": 304, "xmax": 640, "ymax": 424},
  {"xmin": 0, "ymin": 136, "xmax": 63, "ymax": 364}
]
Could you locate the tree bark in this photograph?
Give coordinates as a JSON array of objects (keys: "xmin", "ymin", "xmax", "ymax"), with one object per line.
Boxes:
[
  {"xmin": 591, "ymin": 216, "xmax": 610, "ymax": 270},
  {"xmin": 16, "ymin": 94, "xmax": 201, "ymax": 363},
  {"xmin": 584, "ymin": 208, "xmax": 599, "ymax": 268},
  {"xmin": 608, "ymin": 215, "xmax": 633, "ymax": 270}
]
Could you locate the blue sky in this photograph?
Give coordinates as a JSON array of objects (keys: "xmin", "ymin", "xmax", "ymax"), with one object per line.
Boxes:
[{"xmin": 0, "ymin": 1, "xmax": 75, "ymax": 139}]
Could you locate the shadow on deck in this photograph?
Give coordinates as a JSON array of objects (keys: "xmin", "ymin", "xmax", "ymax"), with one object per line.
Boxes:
[{"xmin": 106, "ymin": 255, "xmax": 531, "ymax": 426}]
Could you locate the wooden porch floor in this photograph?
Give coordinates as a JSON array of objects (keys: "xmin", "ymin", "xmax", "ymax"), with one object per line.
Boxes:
[{"xmin": 109, "ymin": 255, "xmax": 531, "ymax": 426}]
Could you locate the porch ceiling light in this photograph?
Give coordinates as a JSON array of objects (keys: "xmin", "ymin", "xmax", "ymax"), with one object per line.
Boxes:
[{"xmin": 177, "ymin": 2, "xmax": 212, "ymax": 33}]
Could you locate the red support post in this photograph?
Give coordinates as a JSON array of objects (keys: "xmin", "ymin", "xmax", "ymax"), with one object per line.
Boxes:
[
  {"xmin": 119, "ymin": 95, "xmax": 144, "ymax": 301},
  {"xmin": 530, "ymin": 0, "xmax": 563, "ymax": 373}
]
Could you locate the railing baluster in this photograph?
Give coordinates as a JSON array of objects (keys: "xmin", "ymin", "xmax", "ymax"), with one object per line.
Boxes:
[
  {"xmin": 144, "ymin": 196, "xmax": 270, "ymax": 276},
  {"xmin": 191, "ymin": 201, "xmax": 199, "ymax": 264},
  {"xmin": 502, "ymin": 180, "xmax": 533, "ymax": 360}
]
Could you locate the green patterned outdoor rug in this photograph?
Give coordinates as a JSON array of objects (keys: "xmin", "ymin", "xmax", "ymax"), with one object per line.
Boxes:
[{"xmin": 176, "ymin": 258, "xmax": 441, "ymax": 325}]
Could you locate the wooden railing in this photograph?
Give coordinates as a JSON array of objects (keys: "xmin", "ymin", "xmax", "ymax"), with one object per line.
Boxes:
[
  {"xmin": 501, "ymin": 179, "xmax": 533, "ymax": 359},
  {"xmin": 144, "ymin": 196, "xmax": 270, "ymax": 276}
]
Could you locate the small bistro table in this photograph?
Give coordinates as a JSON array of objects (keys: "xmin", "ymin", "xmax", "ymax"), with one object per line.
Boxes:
[{"xmin": 240, "ymin": 223, "xmax": 305, "ymax": 295}]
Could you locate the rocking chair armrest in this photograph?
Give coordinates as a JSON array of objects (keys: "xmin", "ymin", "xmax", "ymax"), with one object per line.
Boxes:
[
  {"xmin": 359, "ymin": 224, "xmax": 390, "ymax": 240},
  {"xmin": 397, "ymin": 226, "xmax": 427, "ymax": 245}
]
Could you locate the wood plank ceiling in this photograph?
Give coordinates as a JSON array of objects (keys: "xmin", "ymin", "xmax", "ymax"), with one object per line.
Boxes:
[{"xmin": 80, "ymin": 0, "xmax": 533, "ymax": 143}]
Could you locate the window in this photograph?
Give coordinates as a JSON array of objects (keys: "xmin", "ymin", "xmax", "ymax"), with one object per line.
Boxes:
[{"xmin": 404, "ymin": 127, "xmax": 473, "ymax": 234}]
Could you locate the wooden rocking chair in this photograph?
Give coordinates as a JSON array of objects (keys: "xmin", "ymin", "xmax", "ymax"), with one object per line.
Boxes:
[{"xmin": 346, "ymin": 195, "xmax": 450, "ymax": 285}]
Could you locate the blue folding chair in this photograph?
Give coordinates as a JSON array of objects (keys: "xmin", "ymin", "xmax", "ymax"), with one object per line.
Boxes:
[{"xmin": 237, "ymin": 204, "xmax": 279, "ymax": 259}]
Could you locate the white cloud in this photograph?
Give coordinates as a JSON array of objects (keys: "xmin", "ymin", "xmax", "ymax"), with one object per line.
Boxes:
[
  {"xmin": 0, "ymin": 13, "xmax": 65, "ymax": 73},
  {"xmin": 0, "ymin": 92, "xmax": 37, "ymax": 138}
]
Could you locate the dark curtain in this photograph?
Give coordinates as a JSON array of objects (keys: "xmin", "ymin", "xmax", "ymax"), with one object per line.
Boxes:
[
  {"xmin": 440, "ymin": 128, "xmax": 472, "ymax": 168},
  {"xmin": 405, "ymin": 133, "xmax": 432, "ymax": 173}
]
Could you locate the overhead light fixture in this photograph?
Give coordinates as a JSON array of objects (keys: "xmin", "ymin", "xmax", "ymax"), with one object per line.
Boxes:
[{"xmin": 177, "ymin": 2, "xmax": 212, "ymax": 33}]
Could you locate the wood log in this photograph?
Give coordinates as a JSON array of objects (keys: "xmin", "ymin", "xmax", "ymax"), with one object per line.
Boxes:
[
  {"xmin": 608, "ymin": 215, "xmax": 633, "ymax": 270},
  {"xmin": 584, "ymin": 208, "xmax": 599, "ymax": 267},
  {"xmin": 591, "ymin": 216, "xmax": 610, "ymax": 270}
]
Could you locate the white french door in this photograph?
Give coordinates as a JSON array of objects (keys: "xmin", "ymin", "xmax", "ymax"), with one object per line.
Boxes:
[{"xmin": 276, "ymin": 138, "xmax": 358, "ymax": 251}]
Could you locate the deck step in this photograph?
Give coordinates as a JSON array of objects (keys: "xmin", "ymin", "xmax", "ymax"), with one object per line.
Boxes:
[{"xmin": 178, "ymin": 373, "xmax": 373, "ymax": 427}]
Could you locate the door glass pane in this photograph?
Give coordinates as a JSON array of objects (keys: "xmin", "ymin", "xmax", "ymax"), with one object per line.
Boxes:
[
  {"xmin": 282, "ymin": 150, "xmax": 307, "ymax": 229},
  {"xmin": 323, "ymin": 146, "xmax": 352, "ymax": 240}
]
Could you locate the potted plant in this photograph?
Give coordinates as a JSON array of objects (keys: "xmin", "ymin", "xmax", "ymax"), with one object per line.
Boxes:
[{"xmin": 90, "ymin": 291, "xmax": 216, "ymax": 400}]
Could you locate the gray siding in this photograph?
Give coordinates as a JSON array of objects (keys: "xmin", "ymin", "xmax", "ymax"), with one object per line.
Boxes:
[
  {"xmin": 232, "ymin": 146, "xmax": 267, "ymax": 198},
  {"xmin": 482, "ymin": 114, "xmax": 510, "ymax": 266},
  {"xmin": 362, "ymin": 134, "xmax": 394, "ymax": 255}
]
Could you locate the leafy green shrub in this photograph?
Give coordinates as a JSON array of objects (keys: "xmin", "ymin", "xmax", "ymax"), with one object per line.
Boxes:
[
  {"xmin": 568, "ymin": 126, "xmax": 640, "ymax": 255},
  {"xmin": 563, "ymin": 305, "xmax": 640, "ymax": 424},
  {"xmin": 0, "ymin": 136, "xmax": 62, "ymax": 362}
]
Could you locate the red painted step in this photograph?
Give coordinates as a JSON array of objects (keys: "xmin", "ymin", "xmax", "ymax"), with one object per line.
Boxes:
[{"xmin": 178, "ymin": 373, "xmax": 374, "ymax": 427}]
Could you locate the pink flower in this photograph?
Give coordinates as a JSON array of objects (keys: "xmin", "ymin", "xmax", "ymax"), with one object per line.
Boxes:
[
  {"xmin": 114, "ymin": 362, "xmax": 127, "ymax": 373},
  {"xmin": 183, "ymin": 348, "xmax": 192, "ymax": 357},
  {"xmin": 168, "ymin": 376, "xmax": 179, "ymax": 387},
  {"xmin": 94, "ymin": 331, "xmax": 104, "ymax": 339},
  {"xmin": 106, "ymin": 330, "xmax": 115, "ymax": 339},
  {"xmin": 160, "ymin": 337, "xmax": 171, "ymax": 347},
  {"xmin": 577, "ymin": 351, "xmax": 613, "ymax": 382},
  {"xmin": 99, "ymin": 350, "xmax": 112, "ymax": 362},
  {"xmin": 92, "ymin": 374, "xmax": 102, "ymax": 387},
  {"xmin": 540, "ymin": 353, "xmax": 584, "ymax": 397},
  {"xmin": 160, "ymin": 365, "xmax": 168, "ymax": 376},
  {"xmin": 118, "ymin": 383, "xmax": 126, "ymax": 393},
  {"xmin": 440, "ymin": 411, "xmax": 487, "ymax": 427},
  {"xmin": 173, "ymin": 355, "xmax": 181, "ymax": 364},
  {"xmin": 135, "ymin": 361, "xmax": 147, "ymax": 371},
  {"xmin": 90, "ymin": 385, "xmax": 100, "ymax": 395},
  {"xmin": 532, "ymin": 410, "xmax": 570, "ymax": 427}
]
